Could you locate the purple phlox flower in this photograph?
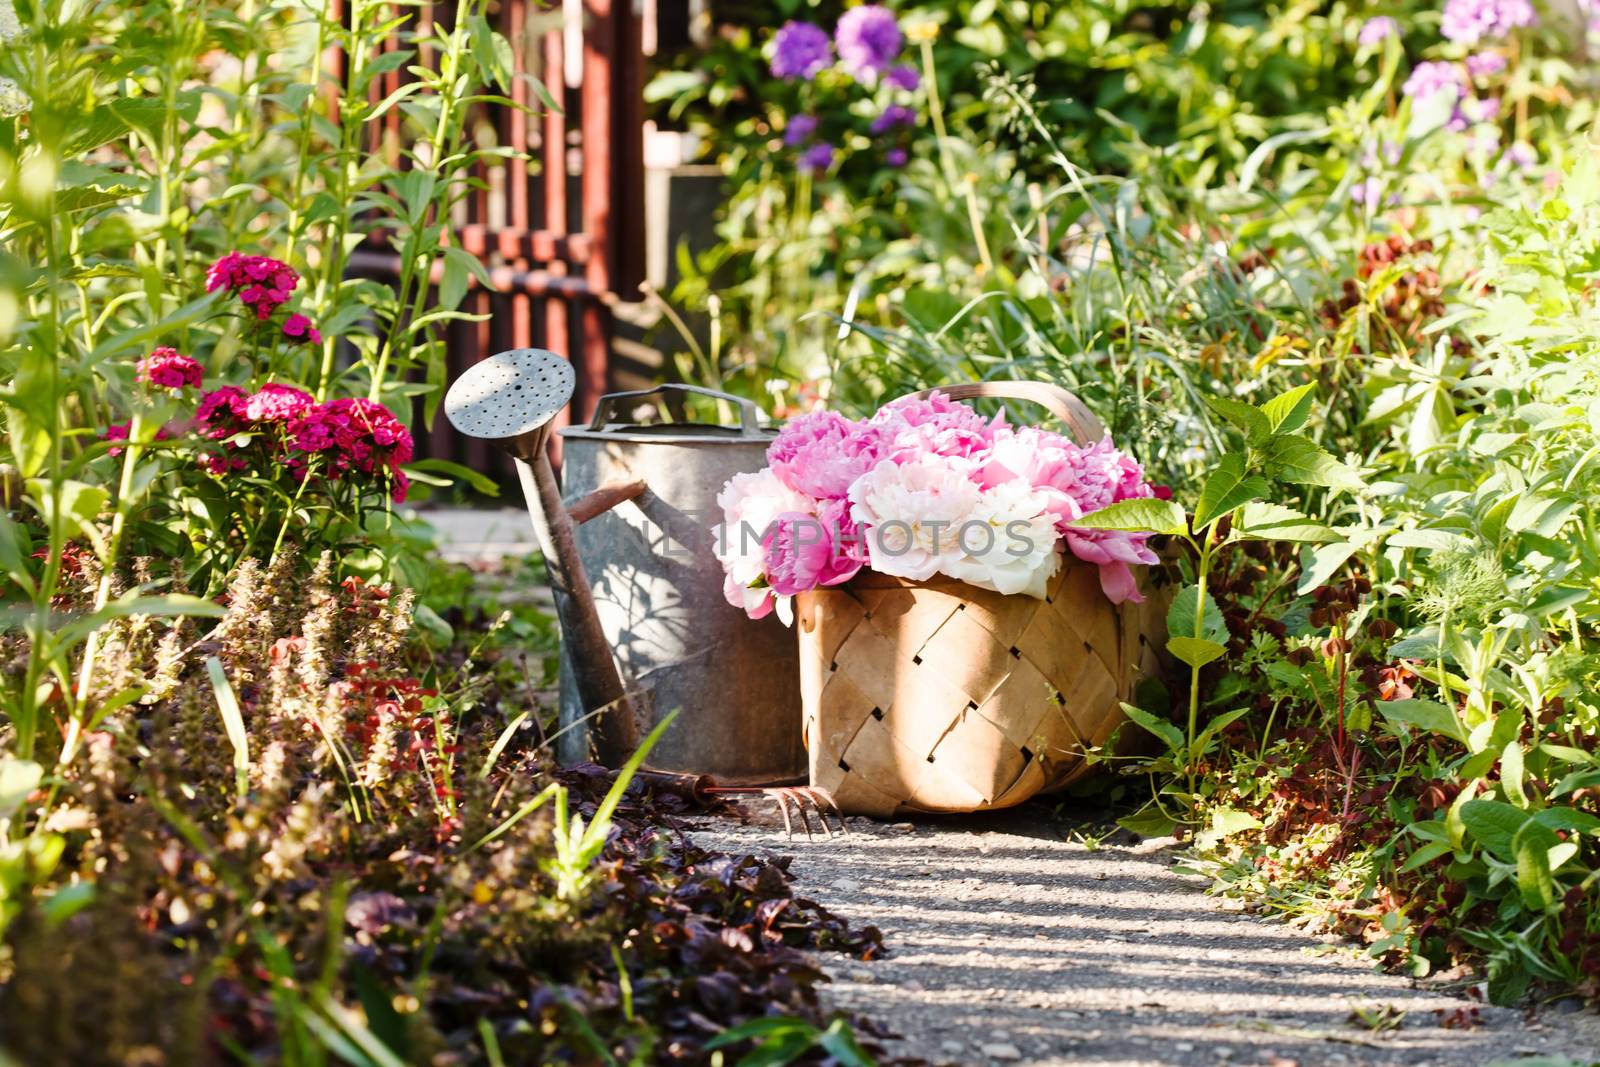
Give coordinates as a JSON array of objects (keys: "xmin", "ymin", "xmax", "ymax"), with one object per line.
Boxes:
[
  {"xmin": 886, "ymin": 62, "xmax": 920, "ymax": 91},
  {"xmin": 1466, "ymin": 50, "xmax": 1508, "ymax": 77},
  {"xmin": 798, "ymin": 141, "xmax": 836, "ymax": 172},
  {"xmin": 1358, "ymin": 15, "xmax": 1398, "ymax": 45},
  {"xmin": 886, "ymin": 146, "xmax": 908, "ymax": 167},
  {"xmin": 869, "ymin": 103, "xmax": 916, "ymax": 135},
  {"xmin": 1448, "ymin": 93, "xmax": 1500, "ymax": 132},
  {"xmin": 784, "ymin": 113, "xmax": 819, "ymax": 146},
  {"xmin": 1441, "ymin": 0, "xmax": 1536, "ymax": 44},
  {"xmin": 1502, "ymin": 140, "xmax": 1537, "ymax": 170},
  {"xmin": 835, "ymin": 6, "xmax": 902, "ymax": 81},
  {"xmin": 1349, "ymin": 176, "xmax": 1386, "ymax": 208},
  {"xmin": 770, "ymin": 21, "xmax": 832, "ymax": 80},
  {"xmin": 1402, "ymin": 60, "xmax": 1466, "ymax": 102}
]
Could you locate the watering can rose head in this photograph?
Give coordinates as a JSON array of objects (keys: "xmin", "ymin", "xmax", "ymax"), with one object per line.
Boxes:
[{"xmin": 711, "ymin": 390, "xmax": 1162, "ymax": 620}]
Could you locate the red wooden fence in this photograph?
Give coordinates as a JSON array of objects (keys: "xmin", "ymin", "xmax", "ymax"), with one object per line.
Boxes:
[{"xmin": 343, "ymin": 0, "xmax": 647, "ymax": 484}]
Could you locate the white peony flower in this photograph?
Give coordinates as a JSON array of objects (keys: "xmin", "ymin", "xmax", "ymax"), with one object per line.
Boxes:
[
  {"xmin": 943, "ymin": 479, "xmax": 1062, "ymax": 599},
  {"xmin": 848, "ymin": 457, "xmax": 981, "ymax": 581}
]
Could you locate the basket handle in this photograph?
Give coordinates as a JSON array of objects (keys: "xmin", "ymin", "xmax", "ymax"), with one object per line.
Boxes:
[{"xmin": 903, "ymin": 381, "xmax": 1106, "ymax": 445}]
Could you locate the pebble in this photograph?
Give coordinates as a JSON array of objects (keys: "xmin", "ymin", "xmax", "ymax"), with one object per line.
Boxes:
[
  {"xmin": 1174, "ymin": 1041, "xmax": 1196, "ymax": 1052},
  {"xmin": 833, "ymin": 878, "xmax": 862, "ymax": 892},
  {"xmin": 1215, "ymin": 1047, "xmax": 1235, "ymax": 1060},
  {"xmin": 890, "ymin": 822, "xmax": 916, "ymax": 832},
  {"xmin": 978, "ymin": 1042, "xmax": 1023, "ymax": 1061},
  {"xmin": 940, "ymin": 1040, "xmax": 965, "ymax": 1054}
]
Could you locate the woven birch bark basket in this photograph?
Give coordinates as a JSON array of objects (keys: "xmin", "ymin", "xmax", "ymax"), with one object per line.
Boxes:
[{"xmin": 796, "ymin": 381, "xmax": 1172, "ymax": 817}]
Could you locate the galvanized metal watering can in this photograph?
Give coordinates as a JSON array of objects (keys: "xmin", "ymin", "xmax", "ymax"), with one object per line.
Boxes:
[
  {"xmin": 443, "ymin": 352, "xmax": 805, "ymax": 785},
  {"xmin": 557, "ymin": 384, "xmax": 805, "ymax": 784}
]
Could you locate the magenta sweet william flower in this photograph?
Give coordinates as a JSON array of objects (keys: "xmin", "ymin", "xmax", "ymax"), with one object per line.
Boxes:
[
  {"xmin": 835, "ymin": 5, "xmax": 902, "ymax": 82},
  {"xmin": 282, "ymin": 313, "xmax": 322, "ymax": 345},
  {"xmin": 102, "ymin": 421, "xmax": 172, "ymax": 457},
  {"xmin": 207, "ymin": 253, "xmax": 300, "ymax": 321},
  {"xmin": 196, "ymin": 386, "xmax": 251, "ymax": 439},
  {"xmin": 770, "ymin": 21, "xmax": 832, "ymax": 80},
  {"xmin": 242, "ymin": 383, "xmax": 314, "ymax": 422},
  {"xmin": 137, "ymin": 346, "xmax": 203, "ymax": 390},
  {"xmin": 287, "ymin": 395, "xmax": 414, "ymax": 499}
]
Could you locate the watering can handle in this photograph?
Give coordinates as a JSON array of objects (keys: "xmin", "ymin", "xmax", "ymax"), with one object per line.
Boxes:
[
  {"xmin": 587, "ymin": 383, "xmax": 763, "ymax": 435},
  {"xmin": 902, "ymin": 381, "xmax": 1106, "ymax": 446}
]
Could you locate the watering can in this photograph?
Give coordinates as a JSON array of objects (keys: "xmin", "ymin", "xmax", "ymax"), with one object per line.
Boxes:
[
  {"xmin": 443, "ymin": 353, "xmax": 804, "ymax": 785},
  {"xmin": 557, "ymin": 384, "xmax": 805, "ymax": 784}
]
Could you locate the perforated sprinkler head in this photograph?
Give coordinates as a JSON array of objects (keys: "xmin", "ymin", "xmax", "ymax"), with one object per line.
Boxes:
[{"xmin": 443, "ymin": 347, "xmax": 576, "ymax": 458}]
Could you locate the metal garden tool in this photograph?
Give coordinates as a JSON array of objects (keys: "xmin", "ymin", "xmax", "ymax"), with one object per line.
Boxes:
[{"xmin": 443, "ymin": 348, "xmax": 639, "ymax": 764}]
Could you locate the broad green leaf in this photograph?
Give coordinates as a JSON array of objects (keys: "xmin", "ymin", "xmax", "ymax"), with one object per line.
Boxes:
[
  {"xmin": 1167, "ymin": 584, "xmax": 1228, "ymax": 646},
  {"xmin": 408, "ymin": 458, "xmax": 499, "ymax": 496},
  {"xmin": 1193, "ymin": 454, "xmax": 1268, "ymax": 529},
  {"xmin": 1296, "ymin": 539, "xmax": 1358, "ymax": 594},
  {"xmin": 1117, "ymin": 804, "xmax": 1177, "ymax": 838},
  {"xmin": 1376, "ymin": 698, "xmax": 1468, "ymax": 744},
  {"xmin": 1119, "ymin": 702, "xmax": 1184, "ymax": 751},
  {"xmin": 0, "ymin": 758, "xmax": 43, "ymax": 832},
  {"xmin": 1259, "ymin": 384, "xmax": 1318, "ymax": 434},
  {"xmin": 1206, "ymin": 396, "xmax": 1270, "ymax": 443},
  {"xmin": 1460, "ymin": 798, "xmax": 1529, "ymax": 860},
  {"xmin": 1066, "ymin": 497, "xmax": 1187, "ymax": 535},
  {"xmin": 1500, "ymin": 740, "xmax": 1527, "ymax": 808},
  {"xmin": 1511, "ymin": 820, "xmax": 1560, "ymax": 911},
  {"xmin": 1167, "ymin": 635, "xmax": 1227, "ymax": 668},
  {"xmin": 1254, "ymin": 435, "xmax": 1364, "ymax": 492},
  {"xmin": 1234, "ymin": 501, "xmax": 1342, "ymax": 544}
]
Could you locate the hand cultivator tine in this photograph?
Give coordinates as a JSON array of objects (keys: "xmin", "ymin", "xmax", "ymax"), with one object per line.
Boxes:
[{"xmin": 704, "ymin": 785, "xmax": 849, "ymax": 841}]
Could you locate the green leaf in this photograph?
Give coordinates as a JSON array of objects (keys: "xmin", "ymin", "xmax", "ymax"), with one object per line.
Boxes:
[
  {"xmin": 1296, "ymin": 540, "xmax": 1359, "ymax": 594},
  {"xmin": 0, "ymin": 758, "xmax": 43, "ymax": 831},
  {"xmin": 1254, "ymin": 435, "xmax": 1364, "ymax": 492},
  {"xmin": 1206, "ymin": 396, "xmax": 1270, "ymax": 443},
  {"xmin": 1460, "ymin": 798, "xmax": 1530, "ymax": 860},
  {"xmin": 1167, "ymin": 584, "xmax": 1228, "ymax": 646},
  {"xmin": 1193, "ymin": 454, "xmax": 1268, "ymax": 529},
  {"xmin": 1376, "ymin": 698, "xmax": 1469, "ymax": 744},
  {"xmin": 1512, "ymin": 820, "xmax": 1560, "ymax": 912},
  {"xmin": 1116, "ymin": 804, "xmax": 1177, "ymax": 838},
  {"xmin": 1066, "ymin": 497, "xmax": 1188, "ymax": 535},
  {"xmin": 408, "ymin": 458, "xmax": 499, "ymax": 497},
  {"xmin": 1400, "ymin": 840, "xmax": 1453, "ymax": 873},
  {"xmin": 1234, "ymin": 501, "xmax": 1342, "ymax": 544},
  {"xmin": 1259, "ymin": 384, "xmax": 1318, "ymax": 434},
  {"xmin": 1167, "ymin": 635, "xmax": 1227, "ymax": 668},
  {"xmin": 1119, "ymin": 702, "xmax": 1184, "ymax": 751}
]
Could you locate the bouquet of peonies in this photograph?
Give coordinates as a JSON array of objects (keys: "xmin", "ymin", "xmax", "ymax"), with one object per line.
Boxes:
[{"xmin": 712, "ymin": 391, "xmax": 1167, "ymax": 621}]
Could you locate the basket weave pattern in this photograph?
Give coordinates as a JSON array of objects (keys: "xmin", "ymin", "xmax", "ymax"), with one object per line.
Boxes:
[{"xmin": 798, "ymin": 560, "xmax": 1169, "ymax": 816}]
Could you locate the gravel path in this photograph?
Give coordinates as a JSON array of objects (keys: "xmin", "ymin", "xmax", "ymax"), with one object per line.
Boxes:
[{"xmin": 689, "ymin": 806, "xmax": 1600, "ymax": 1067}]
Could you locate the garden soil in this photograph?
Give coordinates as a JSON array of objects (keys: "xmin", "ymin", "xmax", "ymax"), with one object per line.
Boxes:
[{"xmin": 690, "ymin": 806, "xmax": 1600, "ymax": 1067}]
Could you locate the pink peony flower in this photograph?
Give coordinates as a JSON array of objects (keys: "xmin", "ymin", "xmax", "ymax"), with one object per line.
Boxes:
[
  {"xmin": 760, "ymin": 504, "xmax": 865, "ymax": 596},
  {"xmin": 137, "ymin": 347, "xmax": 203, "ymax": 390},
  {"xmin": 846, "ymin": 457, "xmax": 982, "ymax": 581},
  {"xmin": 281, "ymin": 313, "xmax": 322, "ymax": 345},
  {"xmin": 871, "ymin": 389, "xmax": 997, "ymax": 464},
  {"xmin": 767, "ymin": 410, "xmax": 883, "ymax": 499},
  {"xmin": 712, "ymin": 469, "xmax": 813, "ymax": 617}
]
